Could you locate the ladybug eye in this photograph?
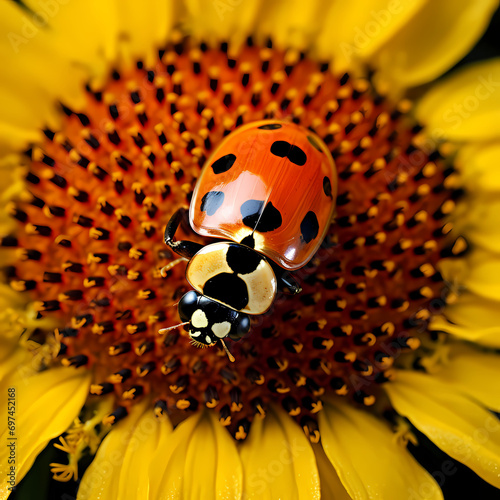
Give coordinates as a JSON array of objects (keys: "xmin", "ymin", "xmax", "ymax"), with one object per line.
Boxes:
[
  {"xmin": 236, "ymin": 314, "xmax": 250, "ymax": 338},
  {"xmin": 178, "ymin": 291, "xmax": 200, "ymax": 322}
]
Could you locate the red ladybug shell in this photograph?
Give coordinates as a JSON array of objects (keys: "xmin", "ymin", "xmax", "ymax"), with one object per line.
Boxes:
[{"xmin": 189, "ymin": 120, "xmax": 337, "ymax": 270}]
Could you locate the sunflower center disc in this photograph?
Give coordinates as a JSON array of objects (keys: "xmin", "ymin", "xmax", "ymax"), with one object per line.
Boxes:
[{"xmin": 2, "ymin": 38, "xmax": 465, "ymax": 440}]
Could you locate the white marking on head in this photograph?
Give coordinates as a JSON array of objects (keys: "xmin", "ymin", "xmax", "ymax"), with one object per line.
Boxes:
[
  {"xmin": 212, "ymin": 321, "xmax": 231, "ymax": 338},
  {"xmin": 191, "ymin": 309, "xmax": 208, "ymax": 328},
  {"xmin": 190, "ymin": 330, "xmax": 202, "ymax": 338},
  {"xmin": 205, "ymin": 335, "xmax": 212, "ymax": 344}
]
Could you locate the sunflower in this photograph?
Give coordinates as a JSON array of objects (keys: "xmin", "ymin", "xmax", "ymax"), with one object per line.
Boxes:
[{"xmin": 1, "ymin": 0, "xmax": 500, "ymax": 498}]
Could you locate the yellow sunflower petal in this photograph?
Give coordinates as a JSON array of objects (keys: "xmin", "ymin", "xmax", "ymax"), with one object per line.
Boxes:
[
  {"xmin": 433, "ymin": 343, "xmax": 500, "ymax": 413},
  {"xmin": 452, "ymin": 144, "xmax": 500, "ymax": 252},
  {"xmin": 456, "ymin": 143, "xmax": 500, "ymax": 193},
  {"xmin": 436, "ymin": 255, "xmax": 468, "ymax": 291},
  {"xmin": 374, "ymin": 1, "xmax": 499, "ymax": 88},
  {"xmin": 114, "ymin": 0, "xmax": 175, "ymax": 66},
  {"xmin": 0, "ymin": 84, "xmax": 50, "ymax": 136},
  {"xmin": 416, "ymin": 58, "xmax": 500, "ymax": 141},
  {"xmin": 239, "ymin": 407, "xmax": 320, "ymax": 500},
  {"xmin": 0, "ymin": 1, "xmax": 92, "ymax": 118},
  {"xmin": 312, "ymin": 443, "xmax": 351, "ymax": 500},
  {"xmin": 77, "ymin": 401, "xmax": 172, "ymax": 500},
  {"xmin": 0, "ymin": 344, "xmax": 29, "ymax": 385},
  {"xmin": 0, "ymin": 70, "xmax": 61, "ymax": 147},
  {"xmin": 430, "ymin": 289, "xmax": 500, "ymax": 348},
  {"xmin": 457, "ymin": 249, "xmax": 500, "ymax": 301},
  {"xmin": 319, "ymin": 398, "xmax": 443, "ymax": 500},
  {"xmin": 117, "ymin": 407, "xmax": 173, "ymax": 499},
  {"xmin": 439, "ymin": 291, "xmax": 500, "ymax": 331},
  {"xmin": 455, "ymin": 194, "xmax": 500, "ymax": 253},
  {"xmin": 149, "ymin": 412, "xmax": 201, "ymax": 499},
  {"xmin": 0, "ymin": 365, "xmax": 90, "ymax": 496},
  {"xmin": 150, "ymin": 410, "xmax": 242, "ymax": 500},
  {"xmin": 252, "ymin": 0, "xmax": 325, "ymax": 51},
  {"xmin": 430, "ymin": 315, "xmax": 500, "ymax": 349},
  {"xmin": 0, "ymin": 0, "xmax": 56, "ymax": 61},
  {"xmin": 144, "ymin": 407, "xmax": 176, "ymax": 497},
  {"xmin": 20, "ymin": 0, "xmax": 118, "ymax": 68},
  {"xmin": 313, "ymin": 0, "xmax": 427, "ymax": 71},
  {"xmin": 184, "ymin": 0, "xmax": 264, "ymax": 48},
  {"xmin": 386, "ymin": 370, "xmax": 500, "ymax": 488},
  {"xmin": 0, "ymin": 289, "xmax": 29, "ymax": 341}
]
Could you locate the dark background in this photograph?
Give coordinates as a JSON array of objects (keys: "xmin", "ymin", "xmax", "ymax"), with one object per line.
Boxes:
[{"xmin": 9, "ymin": 2, "xmax": 500, "ymax": 499}]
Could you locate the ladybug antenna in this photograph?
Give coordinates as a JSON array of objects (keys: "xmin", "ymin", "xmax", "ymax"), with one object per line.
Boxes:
[
  {"xmin": 158, "ymin": 321, "xmax": 190, "ymax": 335},
  {"xmin": 220, "ymin": 338, "xmax": 235, "ymax": 363},
  {"xmin": 160, "ymin": 257, "xmax": 189, "ymax": 277}
]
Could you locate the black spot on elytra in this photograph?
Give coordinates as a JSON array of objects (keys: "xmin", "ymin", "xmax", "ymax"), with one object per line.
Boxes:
[
  {"xmin": 307, "ymin": 135, "xmax": 323, "ymax": 152},
  {"xmin": 323, "ymin": 177, "xmax": 333, "ymax": 198},
  {"xmin": 241, "ymin": 200, "xmax": 282, "ymax": 232},
  {"xmin": 258, "ymin": 123, "xmax": 282, "ymax": 130},
  {"xmin": 203, "ymin": 273, "xmax": 249, "ymax": 310},
  {"xmin": 301, "ymin": 211, "xmax": 319, "ymax": 243},
  {"xmin": 241, "ymin": 199, "xmax": 263, "ymax": 221},
  {"xmin": 270, "ymin": 141, "xmax": 290, "ymax": 158},
  {"xmin": 288, "ymin": 146, "xmax": 307, "ymax": 166},
  {"xmin": 240, "ymin": 233, "xmax": 256, "ymax": 249},
  {"xmin": 201, "ymin": 191, "xmax": 224, "ymax": 216},
  {"xmin": 270, "ymin": 141, "xmax": 307, "ymax": 166},
  {"xmin": 211, "ymin": 153, "xmax": 236, "ymax": 174},
  {"xmin": 226, "ymin": 244, "xmax": 262, "ymax": 274}
]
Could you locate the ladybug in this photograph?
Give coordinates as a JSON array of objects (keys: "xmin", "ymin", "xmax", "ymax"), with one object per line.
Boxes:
[{"xmin": 162, "ymin": 120, "xmax": 336, "ymax": 360}]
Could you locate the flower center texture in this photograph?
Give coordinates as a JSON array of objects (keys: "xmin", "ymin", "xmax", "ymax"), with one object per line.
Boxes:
[{"xmin": 2, "ymin": 36, "xmax": 466, "ymax": 441}]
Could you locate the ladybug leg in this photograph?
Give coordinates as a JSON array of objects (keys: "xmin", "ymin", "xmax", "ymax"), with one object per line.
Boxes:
[
  {"xmin": 276, "ymin": 270, "xmax": 302, "ymax": 295},
  {"xmin": 164, "ymin": 207, "xmax": 203, "ymax": 260},
  {"xmin": 267, "ymin": 260, "xmax": 302, "ymax": 295}
]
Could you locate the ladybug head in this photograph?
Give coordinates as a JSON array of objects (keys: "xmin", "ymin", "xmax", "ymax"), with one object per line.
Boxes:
[{"xmin": 178, "ymin": 290, "xmax": 250, "ymax": 352}]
